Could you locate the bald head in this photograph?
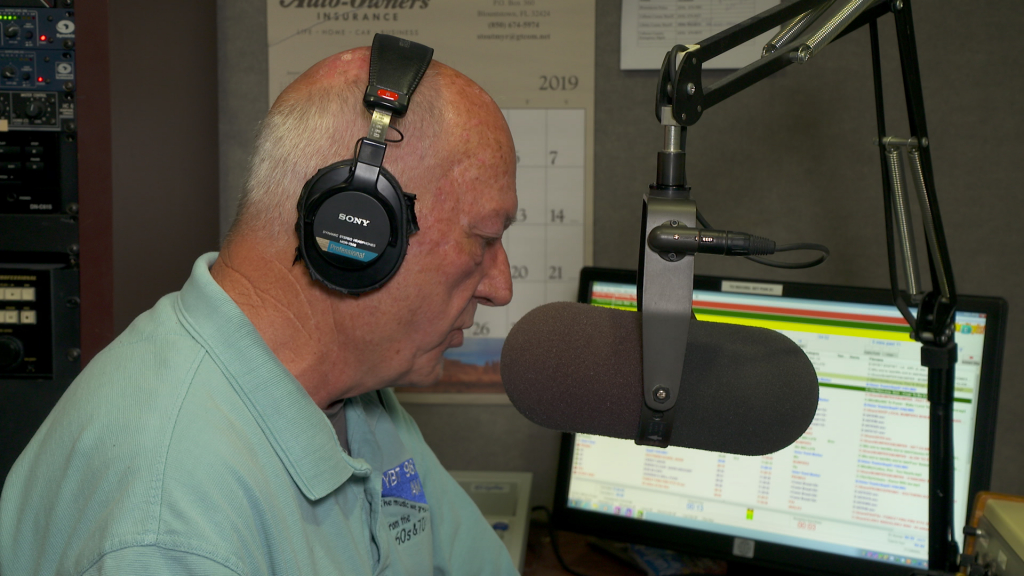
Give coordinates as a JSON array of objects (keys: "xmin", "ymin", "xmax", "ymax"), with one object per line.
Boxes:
[
  {"xmin": 230, "ymin": 46, "xmax": 501, "ymax": 246},
  {"xmin": 213, "ymin": 44, "xmax": 517, "ymax": 401}
]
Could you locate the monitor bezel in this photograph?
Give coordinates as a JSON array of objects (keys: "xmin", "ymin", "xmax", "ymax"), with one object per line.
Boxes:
[{"xmin": 554, "ymin": 266, "xmax": 1007, "ymax": 576}]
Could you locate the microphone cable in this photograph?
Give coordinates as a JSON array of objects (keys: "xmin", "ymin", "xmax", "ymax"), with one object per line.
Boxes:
[
  {"xmin": 530, "ymin": 505, "xmax": 596, "ymax": 576},
  {"xmin": 695, "ymin": 209, "xmax": 830, "ymax": 269}
]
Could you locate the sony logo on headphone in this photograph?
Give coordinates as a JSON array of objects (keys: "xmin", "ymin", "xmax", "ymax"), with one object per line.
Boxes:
[{"xmin": 339, "ymin": 213, "xmax": 371, "ymax": 227}]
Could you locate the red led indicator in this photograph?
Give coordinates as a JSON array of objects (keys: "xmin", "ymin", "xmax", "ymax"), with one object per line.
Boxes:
[
  {"xmin": 376, "ymin": 88, "xmax": 398, "ymax": 101},
  {"xmin": 37, "ymin": 76, "xmax": 43, "ymax": 83},
  {"xmin": 39, "ymin": 35, "xmax": 47, "ymax": 42}
]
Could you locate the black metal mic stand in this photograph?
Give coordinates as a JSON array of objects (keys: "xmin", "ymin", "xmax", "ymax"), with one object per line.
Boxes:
[{"xmin": 637, "ymin": 0, "xmax": 961, "ymax": 572}]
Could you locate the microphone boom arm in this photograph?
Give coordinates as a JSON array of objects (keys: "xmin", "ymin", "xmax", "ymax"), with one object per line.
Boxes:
[{"xmin": 641, "ymin": 0, "xmax": 960, "ymax": 572}]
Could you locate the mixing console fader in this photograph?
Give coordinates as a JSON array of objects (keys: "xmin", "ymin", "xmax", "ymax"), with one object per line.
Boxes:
[{"xmin": 0, "ymin": 0, "xmax": 78, "ymax": 488}]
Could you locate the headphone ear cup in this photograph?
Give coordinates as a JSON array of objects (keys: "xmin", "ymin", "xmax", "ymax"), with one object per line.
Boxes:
[{"xmin": 296, "ymin": 160, "xmax": 416, "ymax": 294}]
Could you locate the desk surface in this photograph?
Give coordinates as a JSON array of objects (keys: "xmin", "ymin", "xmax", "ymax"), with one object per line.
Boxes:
[
  {"xmin": 523, "ymin": 522, "xmax": 644, "ymax": 576},
  {"xmin": 522, "ymin": 523, "xmax": 779, "ymax": 576}
]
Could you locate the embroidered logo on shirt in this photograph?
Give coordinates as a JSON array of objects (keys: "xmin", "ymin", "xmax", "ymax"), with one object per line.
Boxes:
[{"xmin": 381, "ymin": 458, "xmax": 427, "ymax": 504}]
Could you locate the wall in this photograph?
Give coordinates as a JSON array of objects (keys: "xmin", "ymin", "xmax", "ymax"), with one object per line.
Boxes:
[
  {"xmin": 109, "ymin": 0, "xmax": 221, "ymax": 334},
  {"xmin": 124, "ymin": 0, "xmax": 1022, "ymax": 513}
]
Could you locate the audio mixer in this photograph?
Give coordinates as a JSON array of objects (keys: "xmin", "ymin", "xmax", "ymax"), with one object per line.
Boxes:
[{"xmin": 0, "ymin": 0, "xmax": 78, "ymax": 489}]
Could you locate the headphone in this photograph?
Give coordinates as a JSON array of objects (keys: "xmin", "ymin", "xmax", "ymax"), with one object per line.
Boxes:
[{"xmin": 295, "ymin": 34, "xmax": 434, "ymax": 294}]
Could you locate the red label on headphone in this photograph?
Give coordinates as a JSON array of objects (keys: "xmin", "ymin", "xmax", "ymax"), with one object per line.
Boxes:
[{"xmin": 377, "ymin": 89, "xmax": 399, "ymax": 101}]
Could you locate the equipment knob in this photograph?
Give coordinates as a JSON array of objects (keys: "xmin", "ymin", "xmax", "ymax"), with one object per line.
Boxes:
[
  {"xmin": 4, "ymin": 25, "xmax": 19, "ymax": 39},
  {"xmin": 24, "ymin": 101, "xmax": 42, "ymax": 118},
  {"xmin": 2, "ymin": 65, "xmax": 15, "ymax": 79},
  {"xmin": 0, "ymin": 335, "xmax": 24, "ymax": 371}
]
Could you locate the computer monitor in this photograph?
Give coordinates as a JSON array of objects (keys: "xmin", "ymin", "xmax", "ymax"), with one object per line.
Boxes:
[{"xmin": 553, "ymin": 267, "xmax": 1007, "ymax": 576}]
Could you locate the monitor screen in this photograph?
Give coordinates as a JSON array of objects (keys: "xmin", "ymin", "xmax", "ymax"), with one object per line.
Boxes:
[{"xmin": 554, "ymin": 267, "xmax": 1007, "ymax": 576}]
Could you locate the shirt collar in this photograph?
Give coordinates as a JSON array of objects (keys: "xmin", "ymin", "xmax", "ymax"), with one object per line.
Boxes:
[{"xmin": 173, "ymin": 253, "xmax": 362, "ymax": 500}]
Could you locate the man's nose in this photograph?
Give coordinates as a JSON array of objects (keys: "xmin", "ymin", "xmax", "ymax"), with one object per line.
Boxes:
[{"xmin": 477, "ymin": 242, "xmax": 513, "ymax": 307}]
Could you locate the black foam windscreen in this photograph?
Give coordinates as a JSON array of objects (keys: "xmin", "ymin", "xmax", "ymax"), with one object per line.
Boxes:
[{"xmin": 500, "ymin": 302, "xmax": 819, "ymax": 456}]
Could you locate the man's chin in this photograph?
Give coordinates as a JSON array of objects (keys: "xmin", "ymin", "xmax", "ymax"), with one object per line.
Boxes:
[
  {"xmin": 389, "ymin": 333, "xmax": 466, "ymax": 389},
  {"xmin": 449, "ymin": 330, "xmax": 464, "ymax": 348},
  {"xmin": 390, "ymin": 355, "xmax": 446, "ymax": 389}
]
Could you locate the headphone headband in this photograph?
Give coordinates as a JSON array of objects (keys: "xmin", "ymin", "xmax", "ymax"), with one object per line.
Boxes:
[{"xmin": 363, "ymin": 34, "xmax": 434, "ymax": 117}]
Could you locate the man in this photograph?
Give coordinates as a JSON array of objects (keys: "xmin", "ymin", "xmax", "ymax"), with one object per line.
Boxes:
[{"xmin": 0, "ymin": 45, "xmax": 519, "ymax": 575}]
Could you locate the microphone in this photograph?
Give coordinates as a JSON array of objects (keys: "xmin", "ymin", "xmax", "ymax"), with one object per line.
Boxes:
[{"xmin": 500, "ymin": 301, "xmax": 819, "ymax": 456}]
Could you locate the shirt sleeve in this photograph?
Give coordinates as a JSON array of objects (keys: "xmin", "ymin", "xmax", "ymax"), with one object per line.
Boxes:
[
  {"xmin": 381, "ymin": 390, "xmax": 520, "ymax": 576},
  {"xmin": 82, "ymin": 546, "xmax": 243, "ymax": 576}
]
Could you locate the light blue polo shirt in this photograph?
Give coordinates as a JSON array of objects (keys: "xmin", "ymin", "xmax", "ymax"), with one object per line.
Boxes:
[{"xmin": 0, "ymin": 253, "xmax": 517, "ymax": 576}]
